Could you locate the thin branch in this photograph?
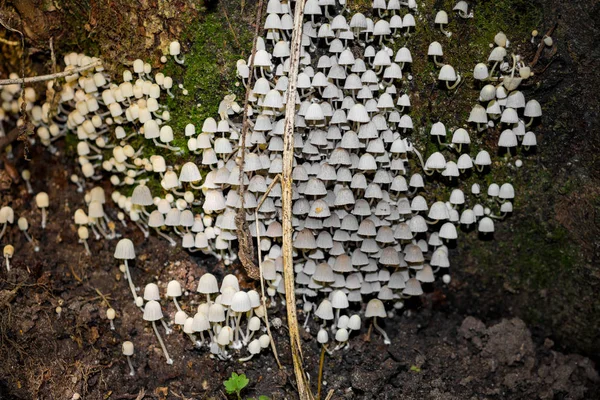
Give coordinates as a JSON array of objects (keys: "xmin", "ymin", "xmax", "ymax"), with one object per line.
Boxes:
[
  {"xmin": 531, "ymin": 21, "xmax": 559, "ymax": 68},
  {"xmin": 0, "ymin": 60, "xmax": 102, "ymax": 86}
]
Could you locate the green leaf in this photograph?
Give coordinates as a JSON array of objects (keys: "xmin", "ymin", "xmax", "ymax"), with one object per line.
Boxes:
[
  {"xmin": 258, "ymin": 396, "xmax": 271, "ymax": 400},
  {"xmin": 223, "ymin": 372, "xmax": 249, "ymax": 395}
]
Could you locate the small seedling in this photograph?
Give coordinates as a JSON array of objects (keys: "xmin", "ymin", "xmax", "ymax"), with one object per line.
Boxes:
[{"xmin": 224, "ymin": 372, "xmax": 249, "ymax": 400}]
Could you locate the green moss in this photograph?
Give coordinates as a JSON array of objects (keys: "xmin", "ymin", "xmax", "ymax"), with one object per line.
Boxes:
[{"xmin": 158, "ymin": 10, "xmax": 254, "ymax": 164}]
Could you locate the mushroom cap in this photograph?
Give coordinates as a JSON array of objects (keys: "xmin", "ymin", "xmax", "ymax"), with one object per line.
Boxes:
[
  {"xmin": 197, "ymin": 273, "xmax": 219, "ymax": 294},
  {"xmin": 122, "ymin": 341, "xmax": 134, "ymax": 356},
  {"xmin": 114, "ymin": 238, "xmax": 135, "ymax": 260},
  {"xmin": 142, "ymin": 300, "xmax": 163, "ymax": 321},
  {"xmin": 365, "ymin": 299, "xmax": 386, "ymax": 318},
  {"xmin": 35, "ymin": 192, "xmax": 49, "ymax": 208},
  {"xmin": 166, "ymin": 280, "xmax": 182, "ymax": 298}
]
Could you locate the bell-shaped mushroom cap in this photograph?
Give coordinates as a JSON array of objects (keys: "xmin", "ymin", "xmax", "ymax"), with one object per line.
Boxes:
[
  {"xmin": 35, "ymin": 192, "xmax": 49, "ymax": 208},
  {"xmin": 522, "ymin": 131, "xmax": 537, "ymax": 147},
  {"xmin": 208, "ymin": 303, "xmax": 226, "ymax": 323},
  {"xmin": 474, "ymin": 150, "xmax": 492, "ymax": 166},
  {"xmin": 174, "ymin": 310, "xmax": 188, "ymax": 325},
  {"xmin": 460, "ymin": 209, "xmax": 476, "ymax": 225},
  {"xmin": 143, "ymin": 300, "xmax": 164, "ymax": 321},
  {"xmin": 438, "ymin": 65, "xmax": 457, "ymax": 82},
  {"xmin": 217, "ymin": 326, "xmax": 232, "ymax": 346},
  {"xmin": 498, "ymin": 129, "xmax": 518, "ymax": 147},
  {"xmin": 131, "ymin": 184, "xmax": 153, "ymax": 206},
  {"xmin": 231, "ymin": 291, "xmax": 252, "ymax": 313},
  {"xmin": 488, "ymin": 46, "xmax": 507, "ymax": 62},
  {"xmin": 317, "ymin": 328, "xmax": 329, "ymax": 344},
  {"xmin": 428, "ymin": 41, "xmax": 443, "ymax": 56},
  {"xmin": 179, "ymin": 162, "xmax": 202, "ymax": 182},
  {"xmin": 348, "ymin": 314, "xmax": 362, "ymax": 331},
  {"xmin": 478, "ymin": 217, "xmax": 495, "ymax": 233},
  {"xmin": 330, "ymin": 290, "xmax": 349, "ymax": 309},
  {"xmin": 439, "ymin": 222, "xmax": 458, "ymax": 240},
  {"xmin": 183, "ymin": 317, "xmax": 195, "ymax": 334},
  {"xmin": 499, "ymin": 183, "xmax": 515, "ymax": 199},
  {"xmin": 403, "ymin": 278, "xmax": 424, "ymax": 296},
  {"xmin": 404, "ymin": 244, "xmax": 425, "ymax": 263},
  {"xmin": 167, "ymin": 280, "xmax": 182, "ymax": 298},
  {"xmin": 114, "ymin": 238, "xmax": 135, "ymax": 259},
  {"xmin": 143, "ymin": 283, "xmax": 161, "ymax": 301},
  {"xmin": 294, "ymin": 229, "xmax": 317, "ymax": 250},
  {"xmin": 122, "ymin": 341, "xmax": 134, "ymax": 356},
  {"xmin": 473, "ymin": 63, "xmax": 489, "ymax": 80},
  {"xmin": 197, "ymin": 273, "xmax": 219, "ymax": 294},
  {"xmin": 315, "ymin": 299, "xmax": 334, "ymax": 321},
  {"xmin": 365, "ymin": 299, "xmax": 386, "ymax": 318},
  {"xmin": 309, "ymin": 262, "xmax": 332, "ymax": 283},
  {"xmin": 221, "ymin": 274, "xmax": 240, "ymax": 292},
  {"xmin": 190, "ymin": 312, "xmax": 210, "ymax": 333},
  {"xmin": 337, "ymin": 314, "xmax": 350, "ymax": 330},
  {"xmin": 501, "ymin": 107, "xmax": 519, "ymax": 124},
  {"xmin": 428, "ymin": 201, "xmax": 450, "ymax": 220},
  {"xmin": 524, "ymin": 100, "xmax": 542, "ymax": 117},
  {"xmin": 435, "ymin": 10, "xmax": 449, "ymax": 24},
  {"xmin": 335, "ymin": 328, "xmax": 349, "ymax": 343},
  {"xmin": 452, "ymin": 128, "xmax": 470, "ymax": 144},
  {"xmin": 425, "ymin": 152, "xmax": 446, "ymax": 170},
  {"xmin": 247, "ymin": 339, "xmax": 262, "ymax": 355}
]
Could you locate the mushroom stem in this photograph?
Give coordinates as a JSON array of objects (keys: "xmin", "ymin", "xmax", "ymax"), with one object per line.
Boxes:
[
  {"xmin": 126, "ymin": 355, "xmax": 135, "ymax": 376},
  {"xmin": 151, "ymin": 321, "xmax": 173, "ymax": 364},
  {"xmin": 24, "ymin": 180, "xmax": 33, "ymax": 194},
  {"xmin": 41, "ymin": 208, "xmax": 47, "ymax": 229},
  {"xmin": 433, "ymin": 55, "xmax": 444, "ymax": 68},
  {"xmin": 134, "ymin": 221, "xmax": 149, "ymax": 238},
  {"xmin": 109, "ymin": 320, "xmax": 115, "ymax": 330},
  {"xmin": 4, "ymin": 256, "xmax": 9, "ymax": 272},
  {"xmin": 239, "ymin": 353, "xmax": 254, "ymax": 362},
  {"xmin": 154, "ymin": 228, "xmax": 177, "ymax": 246},
  {"xmin": 186, "ymin": 332, "xmax": 201, "ymax": 347},
  {"xmin": 161, "ymin": 319, "xmax": 172, "ymax": 335},
  {"xmin": 123, "ymin": 260, "xmax": 138, "ymax": 303},
  {"xmin": 172, "ymin": 297, "xmax": 182, "ymax": 313},
  {"xmin": 372, "ymin": 317, "xmax": 391, "ymax": 345},
  {"xmin": 174, "ymin": 54, "xmax": 185, "ymax": 65},
  {"xmin": 80, "ymin": 239, "xmax": 91, "ymax": 255},
  {"xmin": 446, "ymin": 74, "xmax": 462, "ymax": 90}
]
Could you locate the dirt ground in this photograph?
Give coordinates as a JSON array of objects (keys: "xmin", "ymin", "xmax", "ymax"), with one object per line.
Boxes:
[{"xmin": 0, "ymin": 144, "xmax": 598, "ymax": 399}]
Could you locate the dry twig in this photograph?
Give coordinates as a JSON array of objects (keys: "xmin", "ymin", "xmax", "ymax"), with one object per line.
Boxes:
[{"xmin": 281, "ymin": 0, "xmax": 313, "ymax": 399}]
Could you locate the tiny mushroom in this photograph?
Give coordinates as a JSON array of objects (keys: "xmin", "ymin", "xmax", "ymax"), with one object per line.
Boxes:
[
  {"xmin": 35, "ymin": 192, "xmax": 49, "ymax": 229},
  {"xmin": 3, "ymin": 244, "xmax": 14, "ymax": 272},
  {"xmin": 122, "ymin": 341, "xmax": 135, "ymax": 376}
]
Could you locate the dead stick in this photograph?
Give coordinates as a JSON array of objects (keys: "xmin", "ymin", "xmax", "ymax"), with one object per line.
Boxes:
[
  {"xmin": 0, "ymin": 127, "xmax": 19, "ymax": 153},
  {"xmin": 281, "ymin": 0, "xmax": 313, "ymax": 399},
  {"xmin": 531, "ymin": 21, "xmax": 558, "ymax": 68},
  {"xmin": 317, "ymin": 344, "xmax": 327, "ymax": 400},
  {"xmin": 0, "ymin": 60, "xmax": 102, "ymax": 86}
]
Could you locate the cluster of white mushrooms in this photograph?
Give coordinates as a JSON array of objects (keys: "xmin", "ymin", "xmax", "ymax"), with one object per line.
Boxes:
[
  {"xmin": 113, "ymin": 238, "xmax": 271, "ymax": 365},
  {"xmin": 1, "ymin": 0, "xmax": 543, "ymax": 362}
]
